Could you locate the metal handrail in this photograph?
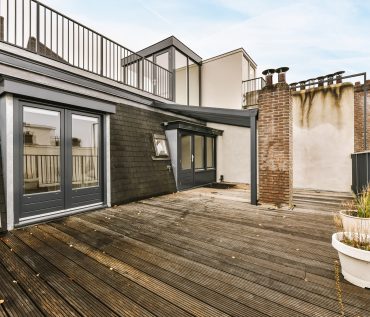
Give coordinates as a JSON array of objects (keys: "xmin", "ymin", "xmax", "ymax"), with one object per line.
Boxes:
[
  {"xmin": 0, "ymin": 0, "xmax": 173, "ymax": 100},
  {"xmin": 242, "ymin": 77, "xmax": 266, "ymax": 108}
]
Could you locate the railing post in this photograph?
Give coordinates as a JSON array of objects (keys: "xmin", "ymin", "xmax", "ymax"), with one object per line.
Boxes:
[
  {"xmin": 36, "ymin": 2, "xmax": 40, "ymax": 53},
  {"xmin": 100, "ymin": 36, "xmax": 104, "ymax": 76},
  {"xmin": 141, "ymin": 57, "xmax": 144, "ymax": 91}
]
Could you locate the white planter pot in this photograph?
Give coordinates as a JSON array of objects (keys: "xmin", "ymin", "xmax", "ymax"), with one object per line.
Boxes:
[
  {"xmin": 332, "ymin": 232, "xmax": 370, "ymax": 288},
  {"xmin": 340, "ymin": 211, "xmax": 370, "ymax": 235}
]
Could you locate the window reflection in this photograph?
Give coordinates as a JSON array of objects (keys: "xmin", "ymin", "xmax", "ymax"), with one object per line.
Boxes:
[
  {"xmin": 72, "ymin": 115, "xmax": 99, "ymax": 189},
  {"xmin": 23, "ymin": 107, "xmax": 61, "ymax": 194}
]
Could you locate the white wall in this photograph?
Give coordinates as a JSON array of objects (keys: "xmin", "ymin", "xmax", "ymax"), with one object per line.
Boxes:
[
  {"xmin": 201, "ymin": 51, "xmax": 243, "ymax": 109},
  {"xmin": 207, "ymin": 123, "xmax": 250, "ymax": 184},
  {"xmin": 0, "ymin": 94, "xmax": 14, "ymax": 230},
  {"xmin": 292, "ymin": 83, "xmax": 354, "ymax": 192}
]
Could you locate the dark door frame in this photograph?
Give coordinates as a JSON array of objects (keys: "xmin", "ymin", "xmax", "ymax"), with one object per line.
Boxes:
[
  {"xmin": 13, "ymin": 98, "xmax": 105, "ymax": 224},
  {"xmin": 177, "ymin": 129, "xmax": 217, "ymax": 190}
]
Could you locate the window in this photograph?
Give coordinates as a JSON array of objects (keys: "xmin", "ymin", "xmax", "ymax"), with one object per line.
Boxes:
[
  {"xmin": 72, "ymin": 114, "xmax": 100, "ymax": 189},
  {"xmin": 194, "ymin": 135, "xmax": 204, "ymax": 170},
  {"xmin": 175, "ymin": 50, "xmax": 188, "ymax": 105},
  {"xmin": 189, "ymin": 60, "xmax": 200, "ymax": 106},
  {"xmin": 153, "ymin": 134, "xmax": 169, "ymax": 158},
  {"xmin": 181, "ymin": 135, "xmax": 192, "ymax": 170},
  {"xmin": 207, "ymin": 137, "xmax": 215, "ymax": 168},
  {"xmin": 23, "ymin": 107, "xmax": 61, "ymax": 194}
]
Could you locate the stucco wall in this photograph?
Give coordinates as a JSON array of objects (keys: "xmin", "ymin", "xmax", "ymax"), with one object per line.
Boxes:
[
  {"xmin": 207, "ymin": 122, "xmax": 250, "ymax": 184},
  {"xmin": 292, "ymin": 83, "xmax": 354, "ymax": 192},
  {"xmin": 201, "ymin": 51, "xmax": 243, "ymax": 109}
]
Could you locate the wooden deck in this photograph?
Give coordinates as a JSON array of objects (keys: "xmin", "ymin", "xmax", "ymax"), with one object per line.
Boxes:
[{"xmin": 0, "ymin": 186, "xmax": 369, "ymax": 317}]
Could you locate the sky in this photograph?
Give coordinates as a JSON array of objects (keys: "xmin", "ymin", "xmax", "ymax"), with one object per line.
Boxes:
[{"xmin": 41, "ymin": 0, "xmax": 370, "ymax": 83}]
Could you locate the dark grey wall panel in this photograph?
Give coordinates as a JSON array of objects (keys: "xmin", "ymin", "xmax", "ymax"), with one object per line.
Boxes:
[{"xmin": 110, "ymin": 104, "xmax": 180, "ymax": 205}]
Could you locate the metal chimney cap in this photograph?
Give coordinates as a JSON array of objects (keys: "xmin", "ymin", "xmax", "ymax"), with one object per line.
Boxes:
[
  {"xmin": 275, "ymin": 67, "xmax": 289, "ymax": 74},
  {"xmin": 333, "ymin": 71, "xmax": 345, "ymax": 76},
  {"xmin": 262, "ymin": 69, "xmax": 276, "ymax": 75}
]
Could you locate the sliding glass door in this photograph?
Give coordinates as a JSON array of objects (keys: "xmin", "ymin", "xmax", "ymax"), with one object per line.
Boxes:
[{"xmin": 19, "ymin": 101, "xmax": 103, "ymax": 220}]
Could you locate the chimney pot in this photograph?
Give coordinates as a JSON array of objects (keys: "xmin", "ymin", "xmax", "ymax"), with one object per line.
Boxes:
[
  {"xmin": 275, "ymin": 67, "xmax": 289, "ymax": 83},
  {"xmin": 334, "ymin": 71, "xmax": 345, "ymax": 84},
  {"xmin": 262, "ymin": 69, "xmax": 275, "ymax": 86},
  {"xmin": 326, "ymin": 74, "xmax": 334, "ymax": 86}
]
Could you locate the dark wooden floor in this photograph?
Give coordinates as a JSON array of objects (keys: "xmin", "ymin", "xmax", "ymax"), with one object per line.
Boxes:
[{"xmin": 0, "ymin": 187, "xmax": 369, "ymax": 317}]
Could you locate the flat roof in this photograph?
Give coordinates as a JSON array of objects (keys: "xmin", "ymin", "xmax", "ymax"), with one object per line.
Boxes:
[
  {"xmin": 152, "ymin": 101, "xmax": 258, "ymax": 128},
  {"xmin": 136, "ymin": 36, "xmax": 202, "ymax": 64}
]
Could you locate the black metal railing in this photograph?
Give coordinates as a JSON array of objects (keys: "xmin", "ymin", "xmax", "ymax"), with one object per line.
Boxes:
[
  {"xmin": 242, "ymin": 77, "xmax": 266, "ymax": 108},
  {"xmin": 0, "ymin": 0, "xmax": 172, "ymax": 100}
]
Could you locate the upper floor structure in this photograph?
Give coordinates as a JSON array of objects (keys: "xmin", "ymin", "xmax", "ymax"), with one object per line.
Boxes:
[{"xmin": 0, "ymin": 0, "xmax": 258, "ymax": 109}]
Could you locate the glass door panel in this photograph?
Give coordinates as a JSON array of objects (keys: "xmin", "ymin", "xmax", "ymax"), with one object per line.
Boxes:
[
  {"xmin": 71, "ymin": 115, "xmax": 100, "ymax": 189},
  {"xmin": 194, "ymin": 135, "xmax": 204, "ymax": 170},
  {"xmin": 23, "ymin": 107, "xmax": 61, "ymax": 194},
  {"xmin": 181, "ymin": 135, "xmax": 192, "ymax": 170}
]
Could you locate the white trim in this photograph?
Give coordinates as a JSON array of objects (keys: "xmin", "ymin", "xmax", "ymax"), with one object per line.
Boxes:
[
  {"xmin": 18, "ymin": 203, "xmax": 105, "ymax": 227},
  {"xmin": 105, "ymin": 115, "xmax": 111, "ymax": 207},
  {"xmin": 5, "ymin": 94, "xmax": 14, "ymax": 230}
]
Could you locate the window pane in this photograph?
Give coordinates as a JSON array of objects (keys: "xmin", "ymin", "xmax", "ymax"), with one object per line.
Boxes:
[
  {"xmin": 72, "ymin": 115, "xmax": 99, "ymax": 189},
  {"xmin": 194, "ymin": 135, "xmax": 204, "ymax": 169},
  {"xmin": 181, "ymin": 135, "xmax": 192, "ymax": 170},
  {"xmin": 175, "ymin": 50, "xmax": 188, "ymax": 105},
  {"xmin": 207, "ymin": 137, "xmax": 214, "ymax": 168},
  {"xmin": 189, "ymin": 60, "xmax": 200, "ymax": 106},
  {"xmin": 23, "ymin": 107, "xmax": 61, "ymax": 194},
  {"xmin": 155, "ymin": 52, "xmax": 169, "ymax": 70},
  {"xmin": 153, "ymin": 135, "xmax": 169, "ymax": 157}
]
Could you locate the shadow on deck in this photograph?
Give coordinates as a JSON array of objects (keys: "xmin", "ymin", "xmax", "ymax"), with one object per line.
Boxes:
[{"xmin": 0, "ymin": 187, "xmax": 369, "ymax": 317}]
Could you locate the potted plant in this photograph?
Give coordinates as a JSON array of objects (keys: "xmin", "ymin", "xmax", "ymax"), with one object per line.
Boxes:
[
  {"xmin": 332, "ymin": 186, "xmax": 370, "ymax": 288},
  {"xmin": 340, "ymin": 186, "xmax": 370, "ymax": 235}
]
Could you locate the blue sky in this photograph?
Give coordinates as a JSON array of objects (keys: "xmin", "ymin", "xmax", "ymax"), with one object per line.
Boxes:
[{"xmin": 42, "ymin": 0, "xmax": 370, "ymax": 82}]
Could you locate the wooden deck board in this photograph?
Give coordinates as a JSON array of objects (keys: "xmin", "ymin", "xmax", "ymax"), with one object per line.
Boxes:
[{"xmin": 0, "ymin": 187, "xmax": 369, "ymax": 316}]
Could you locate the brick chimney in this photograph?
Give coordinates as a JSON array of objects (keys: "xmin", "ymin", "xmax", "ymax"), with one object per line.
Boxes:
[{"xmin": 258, "ymin": 67, "xmax": 292, "ymax": 206}]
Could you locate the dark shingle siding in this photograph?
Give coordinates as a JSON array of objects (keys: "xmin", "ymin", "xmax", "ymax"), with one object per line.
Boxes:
[{"xmin": 110, "ymin": 104, "xmax": 179, "ymax": 205}]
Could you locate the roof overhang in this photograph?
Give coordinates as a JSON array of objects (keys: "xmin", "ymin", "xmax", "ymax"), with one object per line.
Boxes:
[
  {"xmin": 163, "ymin": 120, "xmax": 223, "ymax": 136},
  {"xmin": 0, "ymin": 75, "xmax": 117, "ymax": 113},
  {"xmin": 152, "ymin": 101, "xmax": 258, "ymax": 128}
]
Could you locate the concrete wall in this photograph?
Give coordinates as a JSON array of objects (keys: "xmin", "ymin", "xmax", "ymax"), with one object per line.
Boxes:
[
  {"xmin": 292, "ymin": 83, "xmax": 354, "ymax": 192},
  {"xmin": 110, "ymin": 103, "xmax": 179, "ymax": 205},
  {"xmin": 207, "ymin": 122, "xmax": 250, "ymax": 184},
  {"xmin": 201, "ymin": 51, "xmax": 243, "ymax": 109}
]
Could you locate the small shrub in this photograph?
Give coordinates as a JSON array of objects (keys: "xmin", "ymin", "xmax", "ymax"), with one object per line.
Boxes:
[{"xmin": 341, "ymin": 185, "xmax": 370, "ymax": 218}]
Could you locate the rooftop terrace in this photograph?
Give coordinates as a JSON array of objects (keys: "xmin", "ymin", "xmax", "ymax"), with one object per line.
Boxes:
[{"xmin": 0, "ymin": 186, "xmax": 369, "ymax": 316}]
